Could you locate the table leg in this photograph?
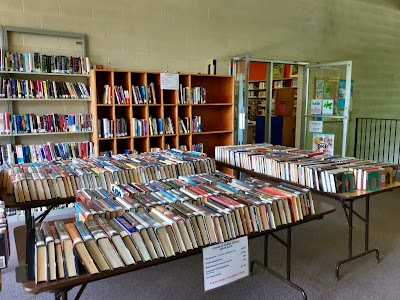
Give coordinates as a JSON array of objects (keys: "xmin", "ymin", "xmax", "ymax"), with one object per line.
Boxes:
[
  {"xmin": 55, "ymin": 290, "xmax": 68, "ymax": 300},
  {"xmin": 25, "ymin": 209, "xmax": 32, "ymax": 233},
  {"xmin": 250, "ymin": 229, "xmax": 307, "ymax": 300},
  {"xmin": 335, "ymin": 197, "xmax": 380, "ymax": 280},
  {"xmin": 348, "ymin": 200, "xmax": 353, "ymax": 259},
  {"xmin": 264, "ymin": 234, "xmax": 269, "ymax": 268},
  {"xmin": 287, "ymin": 227, "xmax": 291, "ymax": 281}
]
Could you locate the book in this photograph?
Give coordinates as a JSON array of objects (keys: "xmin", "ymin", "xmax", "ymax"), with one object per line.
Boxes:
[
  {"xmin": 74, "ymin": 221, "xmax": 110, "ymax": 272},
  {"xmin": 40, "ymin": 223, "xmax": 56, "ymax": 281},
  {"xmin": 54, "ymin": 221, "xmax": 78, "ymax": 278},
  {"xmin": 65, "ymin": 223, "xmax": 99, "ymax": 275},
  {"xmin": 85, "ymin": 219, "xmax": 125, "ymax": 269},
  {"xmin": 35, "ymin": 227, "xmax": 48, "ymax": 283}
]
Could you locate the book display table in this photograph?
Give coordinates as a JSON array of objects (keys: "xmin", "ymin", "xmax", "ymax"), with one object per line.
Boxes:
[
  {"xmin": 217, "ymin": 161, "xmax": 400, "ymax": 280},
  {"xmin": 14, "ymin": 202, "xmax": 335, "ymax": 300}
]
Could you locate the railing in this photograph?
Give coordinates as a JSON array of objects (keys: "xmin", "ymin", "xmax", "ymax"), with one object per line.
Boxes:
[{"xmin": 354, "ymin": 118, "xmax": 400, "ymax": 163}]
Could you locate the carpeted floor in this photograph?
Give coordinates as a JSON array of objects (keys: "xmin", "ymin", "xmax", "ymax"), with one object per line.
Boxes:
[{"xmin": 2, "ymin": 189, "xmax": 400, "ymax": 300}]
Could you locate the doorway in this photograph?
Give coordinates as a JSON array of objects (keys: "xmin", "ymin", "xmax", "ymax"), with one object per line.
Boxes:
[{"xmin": 231, "ymin": 57, "xmax": 307, "ymax": 148}]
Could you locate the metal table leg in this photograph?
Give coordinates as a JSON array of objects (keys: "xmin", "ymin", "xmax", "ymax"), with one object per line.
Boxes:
[
  {"xmin": 251, "ymin": 229, "xmax": 307, "ymax": 300},
  {"xmin": 335, "ymin": 197, "xmax": 380, "ymax": 280}
]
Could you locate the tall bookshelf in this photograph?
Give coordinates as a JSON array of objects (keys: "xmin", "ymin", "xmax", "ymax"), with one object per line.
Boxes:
[
  {"xmin": 248, "ymin": 80, "xmax": 266, "ymax": 120},
  {"xmin": 0, "ymin": 27, "xmax": 91, "ymax": 149},
  {"xmin": 90, "ymin": 70, "xmax": 234, "ymax": 157}
]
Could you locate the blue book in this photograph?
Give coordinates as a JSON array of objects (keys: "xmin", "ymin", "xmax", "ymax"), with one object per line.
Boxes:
[
  {"xmin": 74, "ymin": 221, "xmax": 94, "ymax": 243},
  {"xmin": 139, "ymin": 86, "xmax": 146, "ymax": 103},
  {"xmin": 157, "ymin": 118, "xmax": 163, "ymax": 134},
  {"xmin": 116, "ymin": 215, "xmax": 152, "ymax": 261},
  {"xmin": 216, "ymin": 181, "xmax": 238, "ymax": 194}
]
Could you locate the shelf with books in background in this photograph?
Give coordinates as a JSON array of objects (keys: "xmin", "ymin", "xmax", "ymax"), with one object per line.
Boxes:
[
  {"xmin": 90, "ymin": 70, "xmax": 234, "ymax": 158},
  {"xmin": 0, "ymin": 48, "xmax": 93, "ymax": 219},
  {"xmin": 0, "ymin": 51, "xmax": 92, "ymax": 146},
  {"xmin": 248, "ymin": 80, "xmax": 266, "ymax": 120}
]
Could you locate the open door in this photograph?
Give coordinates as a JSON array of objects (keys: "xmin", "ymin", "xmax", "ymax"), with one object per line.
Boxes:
[
  {"xmin": 302, "ymin": 61, "xmax": 352, "ymax": 156},
  {"xmin": 230, "ymin": 54, "xmax": 250, "ymax": 145}
]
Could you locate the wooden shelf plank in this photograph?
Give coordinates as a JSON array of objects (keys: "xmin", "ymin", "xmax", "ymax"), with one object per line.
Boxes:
[
  {"xmin": 192, "ymin": 130, "xmax": 232, "ymax": 135},
  {"xmin": 13, "ymin": 131, "xmax": 92, "ymax": 137},
  {"xmin": 0, "ymin": 71, "xmax": 90, "ymax": 77}
]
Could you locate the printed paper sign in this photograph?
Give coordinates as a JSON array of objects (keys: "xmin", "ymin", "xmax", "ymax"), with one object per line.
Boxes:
[
  {"xmin": 322, "ymin": 99, "xmax": 334, "ymax": 115},
  {"xmin": 312, "ymin": 133, "xmax": 334, "ymax": 155},
  {"xmin": 309, "ymin": 121, "xmax": 323, "ymax": 133},
  {"xmin": 160, "ymin": 73, "xmax": 179, "ymax": 90},
  {"xmin": 311, "ymin": 99, "xmax": 322, "ymax": 115},
  {"xmin": 203, "ymin": 236, "xmax": 249, "ymax": 291}
]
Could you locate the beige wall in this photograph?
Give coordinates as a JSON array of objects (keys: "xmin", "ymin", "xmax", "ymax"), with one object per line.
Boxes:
[{"xmin": 1, "ymin": 0, "xmax": 400, "ymax": 154}]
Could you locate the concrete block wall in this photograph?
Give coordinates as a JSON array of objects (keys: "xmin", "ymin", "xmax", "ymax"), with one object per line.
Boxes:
[{"xmin": 0, "ymin": 0, "xmax": 399, "ymax": 154}]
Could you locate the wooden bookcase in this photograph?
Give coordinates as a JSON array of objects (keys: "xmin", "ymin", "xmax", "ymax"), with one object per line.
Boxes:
[{"xmin": 90, "ymin": 70, "xmax": 234, "ymax": 157}]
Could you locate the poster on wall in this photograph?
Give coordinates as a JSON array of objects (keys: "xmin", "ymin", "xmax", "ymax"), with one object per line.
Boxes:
[
  {"xmin": 322, "ymin": 100, "xmax": 334, "ymax": 115},
  {"xmin": 337, "ymin": 79, "xmax": 354, "ymax": 110},
  {"xmin": 312, "ymin": 133, "xmax": 334, "ymax": 155},
  {"xmin": 309, "ymin": 121, "xmax": 323, "ymax": 133},
  {"xmin": 316, "ymin": 80, "xmax": 324, "ymax": 99},
  {"xmin": 272, "ymin": 64, "xmax": 284, "ymax": 78},
  {"xmin": 311, "ymin": 99, "xmax": 322, "ymax": 114}
]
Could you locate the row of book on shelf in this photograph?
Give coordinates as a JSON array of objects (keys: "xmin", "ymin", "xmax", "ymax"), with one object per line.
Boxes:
[
  {"xmin": 215, "ymin": 143, "xmax": 400, "ymax": 193},
  {"xmin": 0, "ymin": 141, "xmax": 93, "ymax": 165},
  {"xmin": 99, "ymin": 116, "xmax": 199, "ymax": 138},
  {"xmin": 0, "ymin": 50, "xmax": 91, "ymax": 75},
  {"xmin": 101, "ymin": 84, "xmax": 157, "ymax": 105},
  {"xmin": 179, "ymin": 85, "xmax": 206, "ymax": 104},
  {"xmin": 0, "ymin": 200, "xmax": 9, "ymax": 270},
  {"xmin": 0, "ymin": 112, "xmax": 92, "ymax": 135},
  {"xmin": 0, "ymin": 78, "xmax": 91, "ymax": 99},
  {"xmin": 5, "ymin": 150, "xmax": 213, "ymax": 203},
  {"xmin": 32, "ymin": 170, "xmax": 315, "ymax": 282}
]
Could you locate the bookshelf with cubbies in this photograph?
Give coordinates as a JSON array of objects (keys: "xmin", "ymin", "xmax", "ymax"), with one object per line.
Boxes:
[
  {"xmin": 248, "ymin": 80, "xmax": 267, "ymax": 120},
  {"xmin": 90, "ymin": 69, "xmax": 234, "ymax": 157}
]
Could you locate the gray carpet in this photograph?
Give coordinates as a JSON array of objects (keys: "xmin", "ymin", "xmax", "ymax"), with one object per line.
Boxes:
[{"xmin": 2, "ymin": 189, "xmax": 400, "ymax": 300}]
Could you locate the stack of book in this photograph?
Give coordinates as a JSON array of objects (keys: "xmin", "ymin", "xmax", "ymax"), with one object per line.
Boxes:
[
  {"xmin": 192, "ymin": 116, "xmax": 201, "ymax": 133},
  {"xmin": 5, "ymin": 150, "xmax": 217, "ymax": 202},
  {"xmin": 147, "ymin": 83, "xmax": 156, "ymax": 104},
  {"xmin": 0, "ymin": 112, "xmax": 11, "ymax": 134},
  {"xmin": 192, "ymin": 143, "xmax": 203, "ymax": 153},
  {"xmin": 178, "ymin": 117, "xmax": 190, "ymax": 134},
  {"xmin": 114, "ymin": 86, "xmax": 130, "ymax": 104},
  {"xmin": 101, "ymin": 85, "xmax": 113, "ymax": 104},
  {"xmin": 98, "ymin": 118, "xmax": 114, "ymax": 138},
  {"xmin": 178, "ymin": 85, "xmax": 191, "ymax": 104},
  {"xmin": 0, "ymin": 77, "xmax": 6, "ymax": 98},
  {"xmin": 132, "ymin": 86, "xmax": 147, "ymax": 104},
  {"xmin": 149, "ymin": 117, "xmax": 163, "ymax": 135},
  {"xmin": 191, "ymin": 87, "xmax": 206, "ymax": 104},
  {"xmin": 116, "ymin": 118, "xmax": 128, "ymax": 137},
  {"xmin": 178, "ymin": 86, "xmax": 206, "ymax": 104},
  {"xmin": 164, "ymin": 118, "xmax": 175, "ymax": 134},
  {"xmin": 215, "ymin": 144, "xmax": 400, "ymax": 193},
  {"xmin": 11, "ymin": 113, "xmax": 92, "ymax": 134},
  {"xmin": 3, "ymin": 141, "xmax": 93, "ymax": 164},
  {"xmin": 0, "ymin": 200, "xmax": 9, "ymax": 270},
  {"xmin": 131, "ymin": 118, "xmax": 148, "ymax": 136},
  {"xmin": 2, "ymin": 52, "xmax": 90, "ymax": 74},
  {"xmin": 32, "ymin": 173, "xmax": 315, "ymax": 282},
  {"xmin": 5, "ymin": 78, "xmax": 90, "ymax": 99}
]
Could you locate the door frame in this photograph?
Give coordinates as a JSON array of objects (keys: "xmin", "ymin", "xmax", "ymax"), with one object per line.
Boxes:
[
  {"xmin": 230, "ymin": 55, "xmax": 308, "ymax": 146},
  {"xmin": 304, "ymin": 61, "xmax": 352, "ymax": 156}
]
